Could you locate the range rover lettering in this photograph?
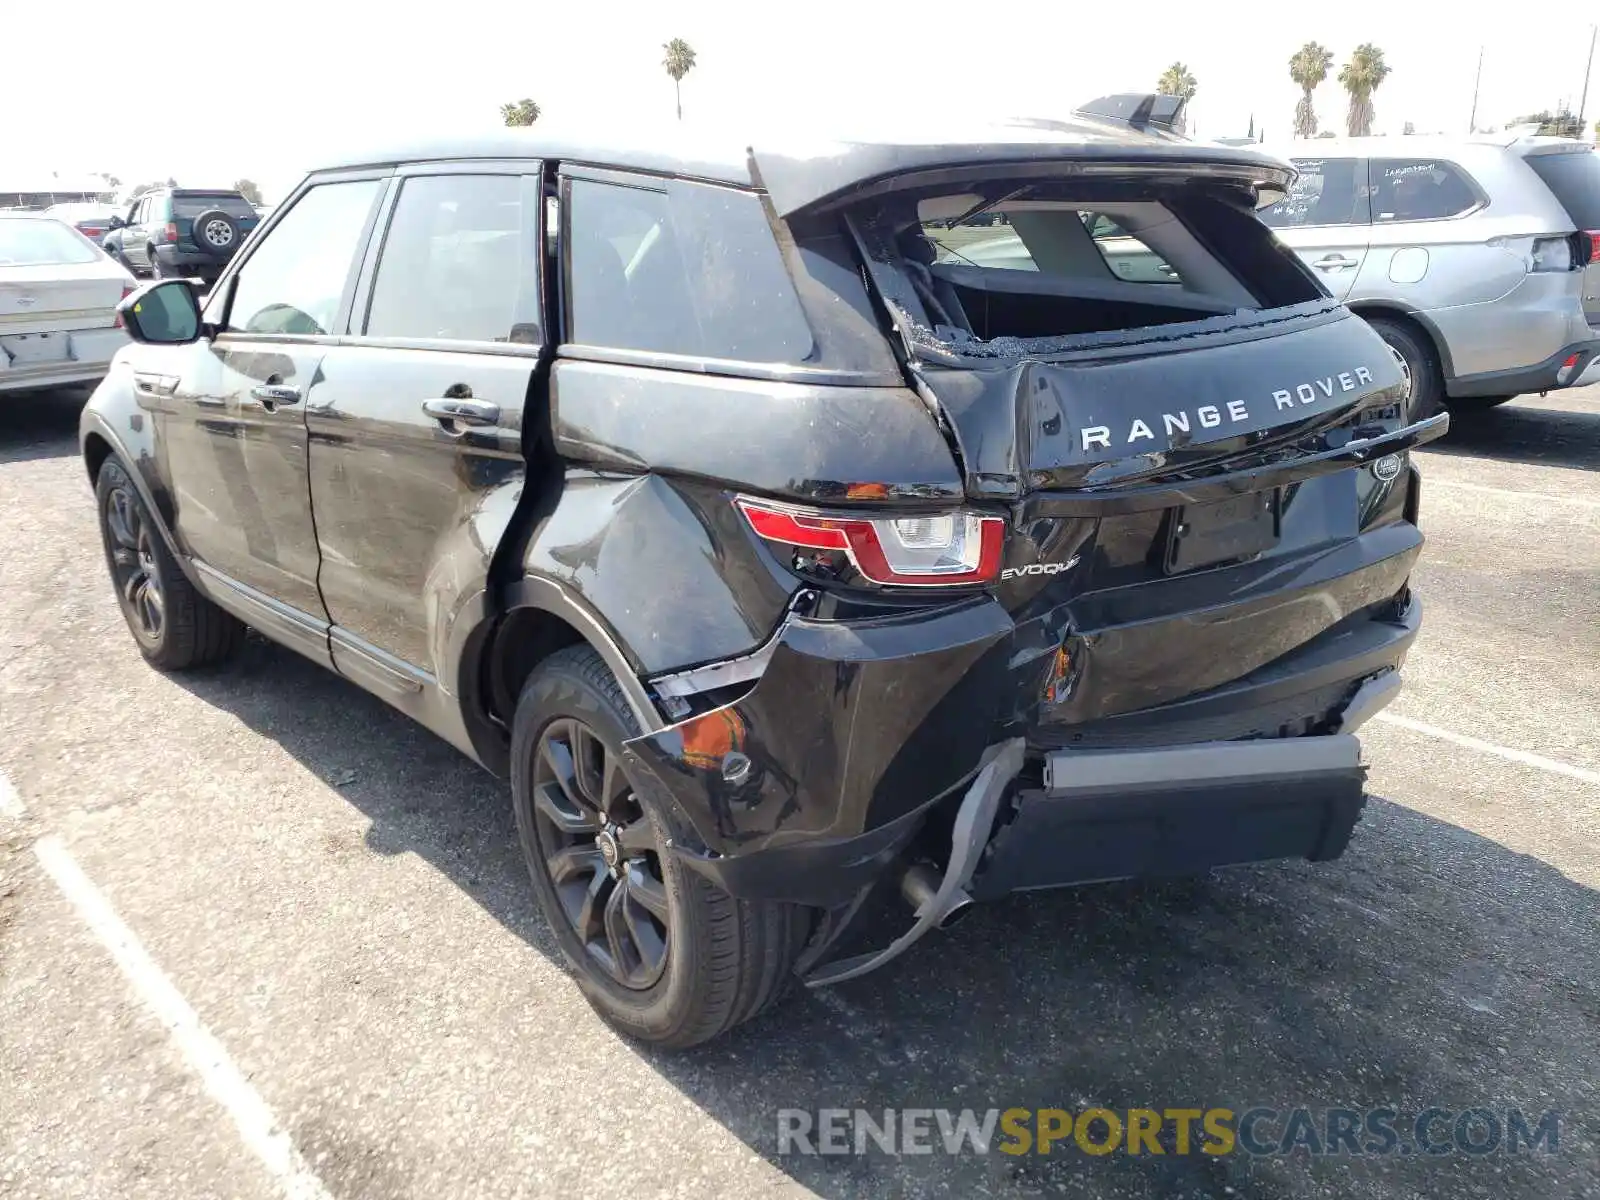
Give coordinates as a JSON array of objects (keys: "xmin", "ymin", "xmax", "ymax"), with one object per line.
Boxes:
[{"xmin": 82, "ymin": 97, "xmax": 1447, "ymax": 1047}]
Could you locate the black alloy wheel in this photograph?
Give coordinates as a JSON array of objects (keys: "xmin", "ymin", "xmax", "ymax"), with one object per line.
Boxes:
[
  {"xmin": 531, "ymin": 716, "xmax": 671, "ymax": 990},
  {"xmin": 103, "ymin": 474, "xmax": 165, "ymax": 645}
]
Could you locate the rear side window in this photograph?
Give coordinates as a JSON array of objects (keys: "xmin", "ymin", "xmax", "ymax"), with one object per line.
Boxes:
[
  {"xmin": 224, "ymin": 180, "xmax": 381, "ymax": 336},
  {"xmin": 0, "ymin": 218, "xmax": 99, "ymax": 266},
  {"xmin": 1370, "ymin": 159, "xmax": 1480, "ymax": 222},
  {"xmin": 1523, "ymin": 150, "xmax": 1600, "ymax": 229},
  {"xmin": 1260, "ymin": 159, "xmax": 1367, "ymax": 228},
  {"xmin": 565, "ymin": 177, "xmax": 812, "ymax": 363},
  {"xmin": 365, "ymin": 173, "xmax": 540, "ymax": 344},
  {"xmin": 173, "ymin": 194, "xmax": 257, "ymax": 219}
]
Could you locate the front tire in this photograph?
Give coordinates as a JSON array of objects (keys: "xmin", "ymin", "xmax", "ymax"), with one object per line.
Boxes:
[
  {"xmin": 95, "ymin": 459, "xmax": 244, "ymax": 670},
  {"xmin": 1364, "ymin": 315, "xmax": 1442, "ymax": 424},
  {"xmin": 511, "ymin": 645, "xmax": 809, "ymax": 1048}
]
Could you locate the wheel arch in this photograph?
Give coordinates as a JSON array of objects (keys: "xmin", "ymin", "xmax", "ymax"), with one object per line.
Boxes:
[
  {"xmin": 80, "ymin": 412, "xmax": 196, "ymax": 585},
  {"xmin": 1347, "ymin": 301, "xmax": 1456, "ymax": 381},
  {"xmin": 480, "ymin": 577, "xmax": 666, "ymax": 751}
]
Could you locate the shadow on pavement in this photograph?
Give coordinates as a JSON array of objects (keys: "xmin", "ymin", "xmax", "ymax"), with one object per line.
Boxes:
[
  {"xmin": 170, "ymin": 636, "xmax": 1597, "ymax": 1200},
  {"xmin": 0, "ymin": 387, "xmax": 92, "ymax": 466},
  {"xmin": 1430, "ymin": 402, "xmax": 1600, "ymax": 473}
]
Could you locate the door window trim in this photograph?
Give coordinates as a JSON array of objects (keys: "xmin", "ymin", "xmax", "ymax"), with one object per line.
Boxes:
[
  {"xmin": 203, "ymin": 166, "xmax": 392, "ymax": 345},
  {"xmin": 1273, "ymin": 157, "xmax": 1372, "ymax": 230},
  {"xmin": 343, "ymin": 160, "xmax": 546, "ymax": 355}
]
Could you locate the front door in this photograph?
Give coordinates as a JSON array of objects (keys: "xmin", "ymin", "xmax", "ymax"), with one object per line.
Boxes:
[
  {"xmin": 159, "ymin": 175, "xmax": 387, "ymax": 651},
  {"xmin": 122, "ymin": 197, "xmax": 150, "ymax": 270},
  {"xmin": 306, "ymin": 167, "xmax": 542, "ymax": 685},
  {"xmin": 1258, "ymin": 156, "xmax": 1371, "ymax": 301}
]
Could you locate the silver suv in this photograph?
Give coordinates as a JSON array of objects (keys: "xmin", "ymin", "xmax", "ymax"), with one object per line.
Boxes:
[{"xmin": 1259, "ymin": 136, "xmax": 1600, "ymax": 416}]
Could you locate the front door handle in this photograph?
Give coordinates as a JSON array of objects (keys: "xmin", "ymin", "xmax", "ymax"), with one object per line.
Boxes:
[
  {"xmin": 422, "ymin": 397, "xmax": 501, "ymax": 428},
  {"xmin": 250, "ymin": 383, "xmax": 302, "ymax": 406},
  {"xmin": 1311, "ymin": 254, "xmax": 1358, "ymax": 270}
]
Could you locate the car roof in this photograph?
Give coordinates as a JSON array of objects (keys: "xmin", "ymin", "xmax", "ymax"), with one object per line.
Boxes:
[
  {"xmin": 310, "ymin": 119, "xmax": 1296, "ymax": 217},
  {"xmin": 1263, "ymin": 133, "xmax": 1593, "ymax": 158}
]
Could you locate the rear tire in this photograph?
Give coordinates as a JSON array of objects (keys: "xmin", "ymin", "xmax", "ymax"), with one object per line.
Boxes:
[
  {"xmin": 1445, "ymin": 394, "xmax": 1517, "ymax": 413},
  {"xmin": 147, "ymin": 248, "xmax": 167, "ymax": 280},
  {"xmin": 94, "ymin": 459, "xmax": 244, "ymax": 670},
  {"xmin": 511, "ymin": 644, "xmax": 810, "ymax": 1048},
  {"xmin": 1363, "ymin": 315, "xmax": 1442, "ymax": 424}
]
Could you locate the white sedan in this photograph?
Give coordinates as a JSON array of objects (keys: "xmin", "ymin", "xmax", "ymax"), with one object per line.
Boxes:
[{"xmin": 1, "ymin": 213, "xmax": 133, "ymax": 393}]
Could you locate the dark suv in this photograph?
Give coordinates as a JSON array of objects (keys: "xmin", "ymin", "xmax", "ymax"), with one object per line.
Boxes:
[
  {"xmin": 82, "ymin": 101, "xmax": 1446, "ymax": 1047},
  {"xmin": 103, "ymin": 187, "xmax": 259, "ymax": 282}
]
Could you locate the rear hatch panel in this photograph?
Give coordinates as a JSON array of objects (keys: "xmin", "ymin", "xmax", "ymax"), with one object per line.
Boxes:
[{"xmin": 829, "ymin": 156, "xmax": 1441, "ymax": 743}]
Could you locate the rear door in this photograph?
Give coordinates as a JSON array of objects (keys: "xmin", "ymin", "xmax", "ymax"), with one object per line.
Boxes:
[
  {"xmin": 157, "ymin": 175, "xmax": 387, "ymax": 658},
  {"xmin": 1258, "ymin": 157, "xmax": 1371, "ymax": 299},
  {"xmin": 1522, "ymin": 144, "xmax": 1600, "ymax": 325},
  {"xmin": 305, "ymin": 165, "xmax": 541, "ymax": 690}
]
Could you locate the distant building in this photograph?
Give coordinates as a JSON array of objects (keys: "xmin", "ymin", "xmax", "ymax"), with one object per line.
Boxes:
[{"xmin": 0, "ymin": 173, "xmax": 117, "ymax": 210}]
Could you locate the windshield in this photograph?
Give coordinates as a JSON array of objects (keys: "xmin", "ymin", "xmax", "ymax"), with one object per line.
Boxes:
[
  {"xmin": 1524, "ymin": 149, "xmax": 1600, "ymax": 229},
  {"xmin": 0, "ymin": 218, "xmax": 100, "ymax": 266},
  {"xmin": 172, "ymin": 194, "xmax": 257, "ymax": 219}
]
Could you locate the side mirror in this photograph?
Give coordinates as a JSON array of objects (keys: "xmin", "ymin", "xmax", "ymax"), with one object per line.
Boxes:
[
  {"xmin": 120, "ymin": 280, "xmax": 203, "ymax": 345},
  {"xmin": 107, "ymin": 216, "xmax": 125, "ymax": 230}
]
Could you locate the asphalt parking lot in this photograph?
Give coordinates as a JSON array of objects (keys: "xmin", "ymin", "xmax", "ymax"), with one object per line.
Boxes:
[{"xmin": 1, "ymin": 386, "xmax": 1597, "ymax": 1199}]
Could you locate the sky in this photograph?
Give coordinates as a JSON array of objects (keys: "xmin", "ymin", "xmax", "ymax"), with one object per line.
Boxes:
[{"xmin": 11, "ymin": 0, "xmax": 1598, "ymax": 204}]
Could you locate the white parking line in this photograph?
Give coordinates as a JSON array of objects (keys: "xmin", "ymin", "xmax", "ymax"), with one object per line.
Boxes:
[
  {"xmin": 1373, "ymin": 712, "xmax": 1600, "ymax": 786},
  {"xmin": 33, "ymin": 835, "xmax": 333, "ymax": 1200},
  {"xmin": 0, "ymin": 775, "xmax": 23, "ymax": 818},
  {"xmin": 1425, "ymin": 477, "xmax": 1600, "ymax": 511}
]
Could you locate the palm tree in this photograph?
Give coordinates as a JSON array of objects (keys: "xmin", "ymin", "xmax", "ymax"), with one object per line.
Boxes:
[
  {"xmin": 1288, "ymin": 42, "xmax": 1334, "ymax": 139},
  {"xmin": 1338, "ymin": 44, "xmax": 1391, "ymax": 137},
  {"xmin": 663, "ymin": 39, "xmax": 697, "ymax": 121},
  {"xmin": 500, "ymin": 99, "xmax": 540, "ymax": 127},
  {"xmin": 1156, "ymin": 62, "xmax": 1197, "ymax": 132}
]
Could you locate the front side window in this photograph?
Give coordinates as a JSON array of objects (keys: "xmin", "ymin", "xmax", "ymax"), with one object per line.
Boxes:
[
  {"xmin": 224, "ymin": 179, "xmax": 381, "ymax": 336},
  {"xmin": 1370, "ymin": 160, "xmax": 1480, "ymax": 222},
  {"xmin": 565, "ymin": 176, "xmax": 812, "ymax": 363},
  {"xmin": 1260, "ymin": 159, "xmax": 1367, "ymax": 228},
  {"xmin": 364, "ymin": 173, "xmax": 539, "ymax": 343}
]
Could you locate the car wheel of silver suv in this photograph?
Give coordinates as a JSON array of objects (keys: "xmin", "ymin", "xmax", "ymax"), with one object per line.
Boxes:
[{"xmin": 1364, "ymin": 315, "xmax": 1442, "ymax": 423}]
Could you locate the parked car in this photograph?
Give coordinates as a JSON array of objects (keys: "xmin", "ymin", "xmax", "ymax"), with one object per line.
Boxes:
[
  {"xmin": 0, "ymin": 213, "xmax": 132, "ymax": 393},
  {"xmin": 1259, "ymin": 136, "xmax": 1600, "ymax": 414},
  {"xmin": 82, "ymin": 107, "xmax": 1444, "ymax": 1046},
  {"xmin": 43, "ymin": 201, "xmax": 121, "ymax": 244},
  {"xmin": 102, "ymin": 188, "xmax": 259, "ymax": 283}
]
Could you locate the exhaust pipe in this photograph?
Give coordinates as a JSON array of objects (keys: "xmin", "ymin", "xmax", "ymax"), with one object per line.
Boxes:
[{"xmin": 898, "ymin": 862, "xmax": 975, "ymax": 929}]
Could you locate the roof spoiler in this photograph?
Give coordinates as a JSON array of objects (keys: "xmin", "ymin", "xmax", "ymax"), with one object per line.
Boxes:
[{"xmin": 1073, "ymin": 93, "xmax": 1188, "ymax": 134}]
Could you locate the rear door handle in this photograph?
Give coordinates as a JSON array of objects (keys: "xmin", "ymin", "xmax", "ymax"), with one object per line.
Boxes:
[
  {"xmin": 1311, "ymin": 254, "xmax": 1358, "ymax": 270},
  {"xmin": 422, "ymin": 397, "xmax": 500, "ymax": 428},
  {"xmin": 250, "ymin": 383, "xmax": 302, "ymax": 406}
]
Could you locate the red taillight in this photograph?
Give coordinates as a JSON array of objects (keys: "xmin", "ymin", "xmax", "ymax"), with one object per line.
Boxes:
[
  {"xmin": 1585, "ymin": 231, "xmax": 1600, "ymax": 264},
  {"xmin": 736, "ymin": 498, "xmax": 1005, "ymax": 586},
  {"xmin": 113, "ymin": 284, "xmax": 134, "ymax": 329},
  {"xmin": 164, "ymin": 222, "xmax": 178, "ymax": 243}
]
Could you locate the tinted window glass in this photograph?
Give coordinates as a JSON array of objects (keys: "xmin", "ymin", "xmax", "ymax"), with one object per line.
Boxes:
[
  {"xmin": 1371, "ymin": 160, "xmax": 1480, "ymax": 222},
  {"xmin": 566, "ymin": 177, "xmax": 812, "ymax": 363},
  {"xmin": 0, "ymin": 218, "xmax": 99, "ymax": 266},
  {"xmin": 1260, "ymin": 159, "xmax": 1366, "ymax": 228},
  {"xmin": 1524, "ymin": 150, "xmax": 1600, "ymax": 229},
  {"xmin": 173, "ymin": 194, "xmax": 257, "ymax": 219},
  {"xmin": 226, "ymin": 180, "xmax": 380, "ymax": 336},
  {"xmin": 365, "ymin": 174, "xmax": 539, "ymax": 343}
]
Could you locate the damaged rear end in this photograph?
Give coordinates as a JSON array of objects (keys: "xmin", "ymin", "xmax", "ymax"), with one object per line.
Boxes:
[{"xmin": 617, "ymin": 129, "xmax": 1447, "ymax": 981}]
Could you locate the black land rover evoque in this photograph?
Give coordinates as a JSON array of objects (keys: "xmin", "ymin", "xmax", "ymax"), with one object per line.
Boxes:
[{"xmin": 82, "ymin": 98, "xmax": 1447, "ymax": 1047}]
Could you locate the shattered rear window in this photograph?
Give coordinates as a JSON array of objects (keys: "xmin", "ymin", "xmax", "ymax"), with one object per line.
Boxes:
[{"xmin": 852, "ymin": 174, "xmax": 1329, "ymax": 360}]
